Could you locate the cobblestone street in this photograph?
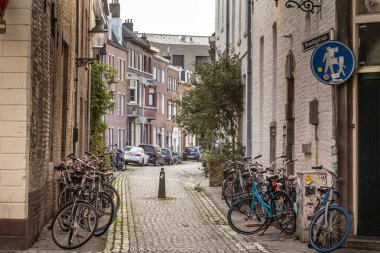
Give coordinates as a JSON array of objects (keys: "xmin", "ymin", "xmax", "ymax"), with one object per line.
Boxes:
[{"xmin": 5, "ymin": 162, "xmax": 375, "ymax": 253}]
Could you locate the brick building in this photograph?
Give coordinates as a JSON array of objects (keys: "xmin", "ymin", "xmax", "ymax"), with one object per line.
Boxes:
[
  {"xmin": 123, "ymin": 21, "xmax": 156, "ymax": 146},
  {"xmin": 215, "ymin": 0, "xmax": 380, "ymax": 247},
  {"xmin": 104, "ymin": 3, "xmax": 128, "ymax": 148},
  {"xmin": 0, "ymin": 0, "xmax": 108, "ymax": 249}
]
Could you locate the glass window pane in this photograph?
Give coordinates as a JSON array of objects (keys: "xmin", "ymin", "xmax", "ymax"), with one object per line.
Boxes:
[{"xmin": 359, "ymin": 22, "xmax": 380, "ymax": 66}]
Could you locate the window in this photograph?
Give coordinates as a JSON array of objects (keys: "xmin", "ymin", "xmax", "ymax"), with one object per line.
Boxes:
[
  {"xmin": 121, "ymin": 60, "xmax": 125, "ymax": 81},
  {"xmin": 172, "ymin": 55, "xmax": 184, "ymax": 68},
  {"xmin": 121, "ymin": 94, "xmax": 125, "ymax": 115},
  {"xmin": 148, "ymin": 88, "xmax": 155, "ymax": 106},
  {"xmin": 148, "ymin": 57, "xmax": 152, "ymax": 73},
  {"xmin": 131, "ymin": 51, "xmax": 135, "ymax": 68},
  {"xmin": 108, "ymin": 55, "xmax": 112, "ymax": 66},
  {"xmin": 167, "ymin": 100, "xmax": 172, "ymax": 119},
  {"xmin": 117, "ymin": 93, "xmax": 121, "ymax": 115},
  {"xmin": 196, "ymin": 56, "xmax": 209, "ymax": 70},
  {"xmin": 118, "ymin": 129, "xmax": 125, "ymax": 148},
  {"xmin": 359, "ymin": 23, "xmax": 380, "ymax": 66},
  {"xmin": 161, "ymin": 70, "xmax": 165, "ymax": 83},
  {"xmin": 117, "ymin": 58, "xmax": 121, "ymax": 80},
  {"xmin": 128, "ymin": 50, "xmax": 132, "ymax": 67},
  {"xmin": 153, "ymin": 67, "xmax": 157, "ymax": 79},
  {"xmin": 161, "ymin": 94, "xmax": 165, "ymax": 114},
  {"xmin": 139, "ymin": 53, "xmax": 143, "ymax": 70},
  {"xmin": 357, "ymin": 0, "xmax": 380, "ymax": 15},
  {"xmin": 112, "ymin": 55, "xmax": 115, "ymax": 68},
  {"xmin": 173, "ymin": 103, "xmax": 177, "ymax": 118},
  {"xmin": 157, "ymin": 68, "xmax": 161, "ymax": 82},
  {"xmin": 130, "ymin": 80, "xmax": 137, "ymax": 103},
  {"xmin": 108, "ymin": 128, "xmax": 114, "ymax": 146}
]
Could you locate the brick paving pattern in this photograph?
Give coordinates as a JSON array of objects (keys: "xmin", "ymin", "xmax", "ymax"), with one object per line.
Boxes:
[{"xmin": 5, "ymin": 162, "xmax": 375, "ymax": 253}]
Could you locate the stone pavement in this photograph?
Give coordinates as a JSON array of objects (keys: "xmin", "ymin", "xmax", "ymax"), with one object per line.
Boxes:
[{"xmin": 5, "ymin": 162, "xmax": 377, "ymax": 253}]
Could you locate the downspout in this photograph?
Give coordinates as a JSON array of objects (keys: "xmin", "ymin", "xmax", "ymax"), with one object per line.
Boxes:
[
  {"xmin": 74, "ymin": 0, "xmax": 80, "ymax": 155},
  {"xmin": 246, "ymin": 0, "xmax": 252, "ymax": 157},
  {"xmin": 87, "ymin": 0, "xmax": 92, "ymax": 150},
  {"xmin": 226, "ymin": 0, "xmax": 230, "ymax": 48}
]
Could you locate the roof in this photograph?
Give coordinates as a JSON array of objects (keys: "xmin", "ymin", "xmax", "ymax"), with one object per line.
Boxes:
[
  {"xmin": 143, "ymin": 33, "xmax": 210, "ymax": 46},
  {"xmin": 122, "ymin": 26, "xmax": 153, "ymax": 51}
]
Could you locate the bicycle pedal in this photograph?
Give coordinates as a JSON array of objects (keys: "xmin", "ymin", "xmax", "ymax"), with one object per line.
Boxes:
[{"xmin": 307, "ymin": 243, "xmax": 312, "ymax": 248}]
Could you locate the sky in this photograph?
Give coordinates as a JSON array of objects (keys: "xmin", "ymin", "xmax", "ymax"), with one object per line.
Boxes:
[{"xmin": 120, "ymin": 0, "xmax": 215, "ymax": 36}]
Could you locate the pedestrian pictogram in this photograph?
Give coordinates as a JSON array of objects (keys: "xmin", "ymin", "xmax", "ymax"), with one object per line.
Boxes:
[{"xmin": 311, "ymin": 41, "xmax": 355, "ymax": 85}]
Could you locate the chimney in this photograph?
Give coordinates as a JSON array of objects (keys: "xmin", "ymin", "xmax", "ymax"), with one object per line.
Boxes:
[
  {"xmin": 124, "ymin": 19, "xmax": 133, "ymax": 31},
  {"xmin": 141, "ymin": 32, "xmax": 147, "ymax": 41},
  {"xmin": 110, "ymin": 2, "xmax": 120, "ymax": 18}
]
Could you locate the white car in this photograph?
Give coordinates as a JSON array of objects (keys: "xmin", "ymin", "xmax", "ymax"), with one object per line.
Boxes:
[{"xmin": 123, "ymin": 146, "xmax": 149, "ymax": 166}]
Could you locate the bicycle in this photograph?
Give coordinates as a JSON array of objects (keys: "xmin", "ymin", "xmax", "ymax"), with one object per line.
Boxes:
[
  {"xmin": 227, "ymin": 167, "xmax": 296, "ymax": 236},
  {"xmin": 308, "ymin": 165, "xmax": 351, "ymax": 253}
]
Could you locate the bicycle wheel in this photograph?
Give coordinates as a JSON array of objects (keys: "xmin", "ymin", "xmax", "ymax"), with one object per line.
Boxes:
[
  {"xmin": 223, "ymin": 179, "xmax": 234, "ymax": 207},
  {"xmin": 51, "ymin": 201, "xmax": 98, "ymax": 249},
  {"xmin": 103, "ymin": 183, "xmax": 121, "ymax": 212},
  {"xmin": 91, "ymin": 192, "xmax": 116, "ymax": 237},
  {"xmin": 227, "ymin": 197, "xmax": 268, "ymax": 235},
  {"xmin": 271, "ymin": 191, "xmax": 297, "ymax": 235},
  {"xmin": 309, "ymin": 205, "xmax": 351, "ymax": 253}
]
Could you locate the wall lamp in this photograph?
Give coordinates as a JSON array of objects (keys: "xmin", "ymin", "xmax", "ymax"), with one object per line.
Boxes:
[
  {"xmin": 0, "ymin": 0, "xmax": 9, "ymax": 34},
  {"xmin": 76, "ymin": 18, "xmax": 108, "ymax": 67}
]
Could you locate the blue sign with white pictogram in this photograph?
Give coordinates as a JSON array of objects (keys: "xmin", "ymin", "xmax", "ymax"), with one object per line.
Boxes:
[{"xmin": 311, "ymin": 41, "xmax": 355, "ymax": 85}]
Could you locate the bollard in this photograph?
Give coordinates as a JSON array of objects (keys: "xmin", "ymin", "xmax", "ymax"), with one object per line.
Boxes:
[{"xmin": 158, "ymin": 167, "xmax": 166, "ymax": 198}]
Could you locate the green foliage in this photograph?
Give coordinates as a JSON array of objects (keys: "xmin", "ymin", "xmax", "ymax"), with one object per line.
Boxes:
[
  {"xmin": 90, "ymin": 61, "xmax": 117, "ymax": 152},
  {"xmin": 176, "ymin": 49, "xmax": 244, "ymax": 162}
]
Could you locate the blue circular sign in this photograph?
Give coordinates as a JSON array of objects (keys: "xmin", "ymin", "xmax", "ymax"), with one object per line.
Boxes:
[{"xmin": 311, "ymin": 41, "xmax": 355, "ymax": 85}]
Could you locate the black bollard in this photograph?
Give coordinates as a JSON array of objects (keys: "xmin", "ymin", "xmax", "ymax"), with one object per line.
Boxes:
[{"xmin": 158, "ymin": 168, "xmax": 166, "ymax": 198}]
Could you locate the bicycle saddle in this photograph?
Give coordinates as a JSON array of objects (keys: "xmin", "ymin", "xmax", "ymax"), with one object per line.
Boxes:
[
  {"xmin": 317, "ymin": 187, "xmax": 331, "ymax": 195},
  {"xmin": 287, "ymin": 175, "xmax": 297, "ymax": 181},
  {"xmin": 266, "ymin": 174, "xmax": 279, "ymax": 181}
]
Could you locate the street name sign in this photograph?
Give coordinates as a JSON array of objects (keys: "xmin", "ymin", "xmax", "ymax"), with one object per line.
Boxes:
[
  {"xmin": 311, "ymin": 41, "xmax": 355, "ymax": 85},
  {"xmin": 302, "ymin": 32, "xmax": 330, "ymax": 52}
]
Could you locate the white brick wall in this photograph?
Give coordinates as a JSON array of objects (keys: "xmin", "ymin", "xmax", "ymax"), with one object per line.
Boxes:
[
  {"xmin": 0, "ymin": 1, "xmax": 32, "ymax": 219},
  {"xmin": 250, "ymin": 1, "xmax": 336, "ymax": 173}
]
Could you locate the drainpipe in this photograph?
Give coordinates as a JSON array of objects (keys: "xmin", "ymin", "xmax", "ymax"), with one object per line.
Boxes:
[
  {"xmin": 226, "ymin": 0, "xmax": 230, "ymax": 48},
  {"xmin": 246, "ymin": 0, "xmax": 252, "ymax": 157},
  {"xmin": 74, "ymin": 0, "xmax": 80, "ymax": 155},
  {"xmin": 87, "ymin": 0, "xmax": 92, "ymax": 151}
]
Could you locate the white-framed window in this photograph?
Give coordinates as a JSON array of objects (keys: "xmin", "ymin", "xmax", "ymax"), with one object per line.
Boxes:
[
  {"xmin": 131, "ymin": 51, "xmax": 135, "ymax": 68},
  {"xmin": 117, "ymin": 93, "xmax": 121, "ymax": 115},
  {"xmin": 108, "ymin": 128, "xmax": 114, "ymax": 146},
  {"xmin": 148, "ymin": 88, "xmax": 155, "ymax": 106},
  {"xmin": 173, "ymin": 103, "xmax": 177, "ymax": 118},
  {"xmin": 121, "ymin": 94, "xmax": 125, "ymax": 116},
  {"xmin": 121, "ymin": 60, "xmax": 125, "ymax": 81},
  {"xmin": 128, "ymin": 50, "xmax": 132, "ymax": 67},
  {"xmin": 167, "ymin": 100, "xmax": 172, "ymax": 120},
  {"xmin": 112, "ymin": 55, "xmax": 115, "ymax": 68},
  {"xmin": 161, "ymin": 94, "xmax": 165, "ymax": 114},
  {"xmin": 139, "ymin": 53, "xmax": 143, "ymax": 70},
  {"xmin": 130, "ymin": 80, "xmax": 137, "ymax": 103},
  {"xmin": 117, "ymin": 128, "xmax": 125, "ymax": 148},
  {"xmin": 161, "ymin": 69, "xmax": 165, "ymax": 83},
  {"xmin": 153, "ymin": 67, "xmax": 157, "ymax": 80}
]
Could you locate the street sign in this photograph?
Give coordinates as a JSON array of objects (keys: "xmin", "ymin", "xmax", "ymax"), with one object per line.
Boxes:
[
  {"xmin": 311, "ymin": 41, "xmax": 355, "ymax": 85},
  {"xmin": 302, "ymin": 32, "xmax": 330, "ymax": 52}
]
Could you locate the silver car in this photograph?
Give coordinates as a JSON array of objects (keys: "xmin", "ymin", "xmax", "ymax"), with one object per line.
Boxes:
[{"xmin": 123, "ymin": 146, "xmax": 149, "ymax": 166}]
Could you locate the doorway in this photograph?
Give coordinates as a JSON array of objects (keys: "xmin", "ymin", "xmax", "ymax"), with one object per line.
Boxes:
[{"xmin": 358, "ymin": 73, "xmax": 380, "ymax": 236}]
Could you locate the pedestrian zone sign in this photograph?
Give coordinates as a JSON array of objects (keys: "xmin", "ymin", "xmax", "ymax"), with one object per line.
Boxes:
[{"xmin": 311, "ymin": 41, "xmax": 355, "ymax": 85}]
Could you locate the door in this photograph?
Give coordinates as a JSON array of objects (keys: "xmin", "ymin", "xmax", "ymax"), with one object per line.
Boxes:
[{"xmin": 358, "ymin": 73, "xmax": 380, "ymax": 236}]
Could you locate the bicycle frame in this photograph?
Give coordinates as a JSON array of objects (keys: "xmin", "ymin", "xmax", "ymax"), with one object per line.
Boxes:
[{"xmin": 248, "ymin": 179, "xmax": 275, "ymax": 219}]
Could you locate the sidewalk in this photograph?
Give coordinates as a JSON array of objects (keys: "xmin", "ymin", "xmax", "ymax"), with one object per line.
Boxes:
[{"xmin": 197, "ymin": 174, "xmax": 376, "ymax": 253}]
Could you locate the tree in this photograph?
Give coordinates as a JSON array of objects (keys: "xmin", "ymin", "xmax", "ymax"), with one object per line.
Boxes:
[
  {"xmin": 176, "ymin": 49, "xmax": 244, "ymax": 160},
  {"xmin": 90, "ymin": 61, "xmax": 116, "ymax": 152}
]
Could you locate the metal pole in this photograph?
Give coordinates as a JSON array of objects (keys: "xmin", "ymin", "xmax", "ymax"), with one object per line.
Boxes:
[
  {"xmin": 158, "ymin": 168, "xmax": 166, "ymax": 198},
  {"xmin": 246, "ymin": 0, "xmax": 253, "ymax": 157}
]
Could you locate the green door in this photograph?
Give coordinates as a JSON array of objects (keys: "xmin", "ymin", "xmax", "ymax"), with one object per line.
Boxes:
[{"xmin": 358, "ymin": 73, "xmax": 380, "ymax": 236}]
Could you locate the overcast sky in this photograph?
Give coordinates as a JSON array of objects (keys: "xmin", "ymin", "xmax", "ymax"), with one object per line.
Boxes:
[{"xmin": 120, "ymin": 0, "xmax": 215, "ymax": 36}]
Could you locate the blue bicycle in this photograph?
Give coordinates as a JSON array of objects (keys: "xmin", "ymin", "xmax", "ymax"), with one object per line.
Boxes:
[
  {"xmin": 227, "ymin": 168, "xmax": 296, "ymax": 236},
  {"xmin": 308, "ymin": 166, "xmax": 351, "ymax": 253}
]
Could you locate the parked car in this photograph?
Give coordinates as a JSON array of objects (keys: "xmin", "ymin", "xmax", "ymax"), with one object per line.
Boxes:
[
  {"xmin": 124, "ymin": 146, "xmax": 149, "ymax": 166},
  {"xmin": 183, "ymin": 146, "xmax": 202, "ymax": 161},
  {"xmin": 138, "ymin": 144, "xmax": 165, "ymax": 166},
  {"xmin": 162, "ymin": 148, "xmax": 174, "ymax": 165}
]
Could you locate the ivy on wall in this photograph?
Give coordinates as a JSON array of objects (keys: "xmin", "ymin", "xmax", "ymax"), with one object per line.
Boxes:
[{"xmin": 90, "ymin": 61, "xmax": 116, "ymax": 152}]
